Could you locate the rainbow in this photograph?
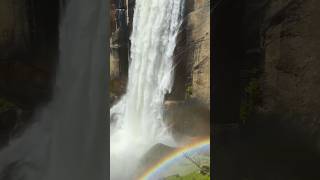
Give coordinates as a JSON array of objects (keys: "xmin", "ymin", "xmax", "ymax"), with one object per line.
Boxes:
[{"xmin": 138, "ymin": 137, "xmax": 210, "ymax": 180}]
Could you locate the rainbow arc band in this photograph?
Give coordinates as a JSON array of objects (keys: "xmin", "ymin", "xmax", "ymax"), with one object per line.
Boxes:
[{"xmin": 138, "ymin": 137, "xmax": 210, "ymax": 180}]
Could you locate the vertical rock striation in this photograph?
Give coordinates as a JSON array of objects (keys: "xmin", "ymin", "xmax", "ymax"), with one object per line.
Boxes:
[{"xmin": 187, "ymin": 0, "xmax": 210, "ymax": 106}]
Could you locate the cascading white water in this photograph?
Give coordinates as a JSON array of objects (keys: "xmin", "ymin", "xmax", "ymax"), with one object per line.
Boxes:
[
  {"xmin": 43, "ymin": 1, "xmax": 108, "ymax": 179},
  {"xmin": 110, "ymin": 0, "xmax": 185, "ymax": 179},
  {"xmin": 0, "ymin": 1, "xmax": 108, "ymax": 180}
]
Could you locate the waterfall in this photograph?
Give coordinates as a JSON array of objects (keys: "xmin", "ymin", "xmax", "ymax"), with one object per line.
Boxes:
[
  {"xmin": 0, "ymin": 0, "xmax": 108, "ymax": 180},
  {"xmin": 110, "ymin": 0, "xmax": 185, "ymax": 179},
  {"xmin": 43, "ymin": 1, "xmax": 108, "ymax": 179}
]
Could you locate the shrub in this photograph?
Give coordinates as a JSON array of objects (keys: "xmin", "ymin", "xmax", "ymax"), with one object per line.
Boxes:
[
  {"xmin": 185, "ymin": 84, "xmax": 193, "ymax": 99},
  {"xmin": 0, "ymin": 97, "xmax": 16, "ymax": 113},
  {"xmin": 240, "ymin": 78, "xmax": 262, "ymax": 124}
]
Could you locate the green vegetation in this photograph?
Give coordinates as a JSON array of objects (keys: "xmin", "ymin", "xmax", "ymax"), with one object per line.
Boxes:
[
  {"xmin": 240, "ymin": 78, "xmax": 261, "ymax": 124},
  {"xmin": 245, "ymin": 79, "xmax": 260, "ymax": 99},
  {"xmin": 240, "ymin": 103, "xmax": 250, "ymax": 124},
  {"xmin": 185, "ymin": 84, "xmax": 193, "ymax": 99},
  {"xmin": 0, "ymin": 97, "xmax": 16, "ymax": 113},
  {"xmin": 165, "ymin": 171, "xmax": 210, "ymax": 180}
]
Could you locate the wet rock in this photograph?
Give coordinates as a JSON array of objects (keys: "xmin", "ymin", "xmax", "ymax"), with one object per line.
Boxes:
[
  {"xmin": 164, "ymin": 100, "xmax": 210, "ymax": 140},
  {"xmin": 171, "ymin": 0, "xmax": 210, "ymax": 105},
  {"xmin": 137, "ymin": 143, "xmax": 176, "ymax": 176}
]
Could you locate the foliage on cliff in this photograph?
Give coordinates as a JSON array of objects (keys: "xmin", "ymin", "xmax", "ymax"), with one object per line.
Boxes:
[
  {"xmin": 0, "ymin": 97, "xmax": 16, "ymax": 113},
  {"xmin": 240, "ymin": 68, "xmax": 262, "ymax": 124}
]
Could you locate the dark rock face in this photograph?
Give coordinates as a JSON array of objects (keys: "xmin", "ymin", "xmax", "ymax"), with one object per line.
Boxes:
[
  {"xmin": 213, "ymin": 0, "xmax": 244, "ymax": 124},
  {"xmin": 0, "ymin": 0, "xmax": 59, "ymax": 108},
  {"xmin": 233, "ymin": 0, "xmax": 320, "ymax": 147},
  {"xmin": 0, "ymin": 0, "xmax": 59, "ymax": 146},
  {"xmin": 0, "ymin": 61, "xmax": 53, "ymax": 108},
  {"xmin": 258, "ymin": 0, "xmax": 320, "ymax": 149},
  {"xmin": 215, "ymin": 0, "xmax": 320, "ymax": 179}
]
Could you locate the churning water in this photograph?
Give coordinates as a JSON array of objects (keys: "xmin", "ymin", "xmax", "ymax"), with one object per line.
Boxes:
[{"xmin": 110, "ymin": 0, "xmax": 185, "ymax": 179}]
